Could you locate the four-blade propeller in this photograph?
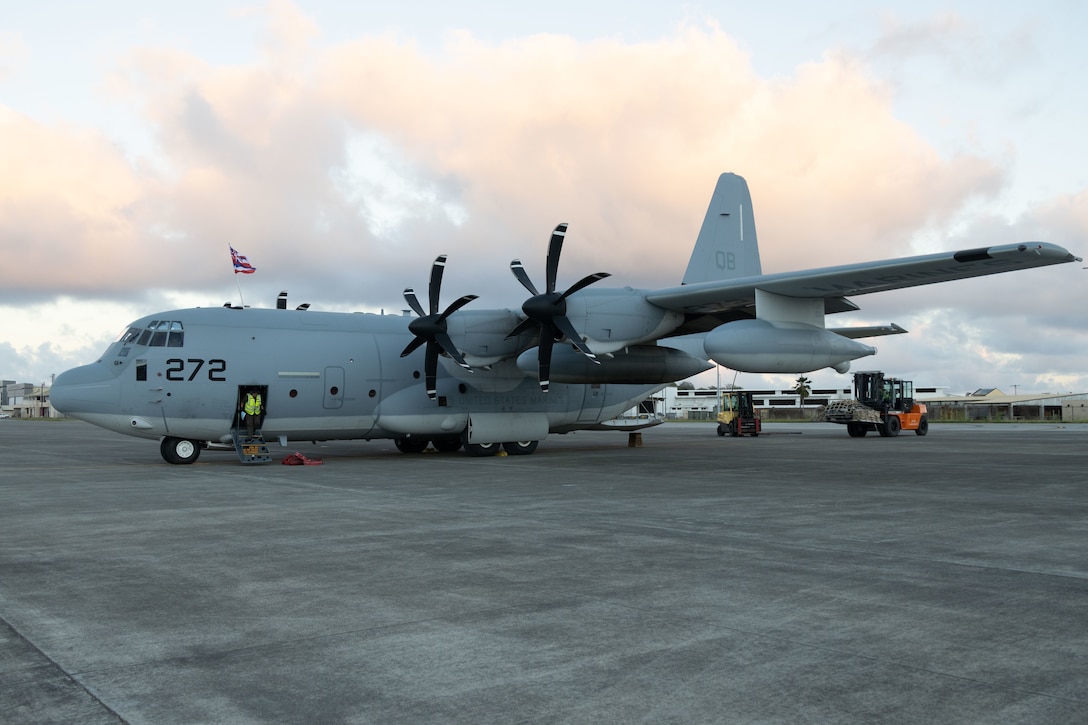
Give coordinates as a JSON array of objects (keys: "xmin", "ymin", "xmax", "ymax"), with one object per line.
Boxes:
[
  {"xmin": 400, "ymin": 255, "xmax": 477, "ymax": 400},
  {"xmin": 506, "ymin": 223, "xmax": 611, "ymax": 392}
]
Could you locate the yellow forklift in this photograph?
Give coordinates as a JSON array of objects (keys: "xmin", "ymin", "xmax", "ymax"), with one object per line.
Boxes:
[{"xmin": 716, "ymin": 391, "xmax": 761, "ymax": 437}]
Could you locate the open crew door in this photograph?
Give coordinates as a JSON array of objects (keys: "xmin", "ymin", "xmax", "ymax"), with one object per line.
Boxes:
[{"xmin": 232, "ymin": 385, "xmax": 272, "ymax": 463}]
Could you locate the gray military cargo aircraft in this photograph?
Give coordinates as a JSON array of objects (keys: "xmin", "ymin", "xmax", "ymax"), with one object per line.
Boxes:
[{"xmin": 51, "ymin": 173, "xmax": 1080, "ymax": 464}]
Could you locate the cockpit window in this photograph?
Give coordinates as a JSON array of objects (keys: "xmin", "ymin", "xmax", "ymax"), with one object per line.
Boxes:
[
  {"xmin": 146, "ymin": 320, "xmax": 184, "ymax": 347},
  {"xmin": 137, "ymin": 329, "xmax": 152, "ymax": 346},
  {"xmin": 119, "ymin": 327, "xmax": 142, "ymax": 345}
]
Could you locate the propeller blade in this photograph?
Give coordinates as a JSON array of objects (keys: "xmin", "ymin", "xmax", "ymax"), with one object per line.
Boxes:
[
  {"xmin": 552, "ymin": 315, "xmax": 600, "ymax": 363},
  {"xmin": 427, "ymin": 255, "xmax": 447, "ymax": 315},
  {"xmin": 435, "ymin": 331, "xmax": 471, "ymax": 370},
  {"xmin": 403, "ymin": 289, "xmax": 426, "ymax": 318},
  {"xmin": 537, "ymin": 331, "xmax": 555, "ymax": 393},
  {"xmin": 437, "ymin": 294, "xmax": 478, "ymax": 323},
  {"xmin": 424, "ymin": 342, "xmax": 439, "ymax": 400},
  {"xmin": 505, "ymin": 316, "xmax": 539, "ymax": 340},
  {"xmin": 510, "ymin": 260, "xmax": 539, "ymax": 295},
  {"xmin": 558, "ymin": 272, "xmax": 611, "ymax": 301},
  {"xmin": 399, "ymin": 336, "xmax": 426, "ymax": 358},
  {"xmin": 545, "ymin": 224, "xmax": 567, "ymax": 293}
]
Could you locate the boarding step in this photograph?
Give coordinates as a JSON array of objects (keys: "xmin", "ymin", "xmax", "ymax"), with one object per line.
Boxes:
[{"xmin": 231, "ymin": 430, "xmax": 273, "ymax": 464}]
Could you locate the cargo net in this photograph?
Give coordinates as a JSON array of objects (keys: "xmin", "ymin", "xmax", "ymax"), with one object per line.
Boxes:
[{"xmin": 822, "ymin": 399, "xmax": 883, "ymax": 425}]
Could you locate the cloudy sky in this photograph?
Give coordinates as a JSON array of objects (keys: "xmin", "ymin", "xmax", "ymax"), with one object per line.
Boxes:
[{"xmin": 2, "ymin": 0, "xmax": 1085, "ymax": 395}]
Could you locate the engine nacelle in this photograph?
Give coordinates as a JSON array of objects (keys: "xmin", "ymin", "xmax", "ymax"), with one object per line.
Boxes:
[
  {"xmin": 517, "ymin": 344, "xmax": 712, "ymax": 384},
  {"xmin": 704, "ymin": 319, "xmax": 876, "ymax": 373},
  {"xmin": 444, "ymin": 309, "xmax": 528, "ymax": 367}
]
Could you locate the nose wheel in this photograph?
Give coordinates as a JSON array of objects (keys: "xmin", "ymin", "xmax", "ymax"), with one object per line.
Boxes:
[{"xmin": 161, "ymin": 436, "xmax": 202, "ymax": 464}]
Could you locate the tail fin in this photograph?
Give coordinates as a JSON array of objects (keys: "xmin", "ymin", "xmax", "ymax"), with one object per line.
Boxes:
[{"xmin": 681, "ymin": 173, "xmax": 762, "ymax": 284}]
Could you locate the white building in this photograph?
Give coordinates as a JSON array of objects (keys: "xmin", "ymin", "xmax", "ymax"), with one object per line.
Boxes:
[
  {"xmin": 665, "ymin": 382, "xmax": 1088, "ymax": 422},
  {"xmin": 0, "ymin": 381, "xmax": 56, "ymax": 419},
  {"xmin": 666, "ymin": 382, "xmax": 950, "ymax": 421}
]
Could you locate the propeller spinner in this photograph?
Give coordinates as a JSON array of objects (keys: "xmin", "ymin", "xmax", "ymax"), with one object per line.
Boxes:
[
  {"xmin": 400, "ymin": 255, "xmax": 477, "ymax": 400},
  {"xmin": 507, "ymin": 224, "xmax": 611, "ymax": 392}
]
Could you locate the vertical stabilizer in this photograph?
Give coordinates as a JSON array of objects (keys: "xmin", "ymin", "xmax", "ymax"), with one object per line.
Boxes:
[{"xmin": 682, "ymin": 173, "xmax": 762, "ymax": 284}]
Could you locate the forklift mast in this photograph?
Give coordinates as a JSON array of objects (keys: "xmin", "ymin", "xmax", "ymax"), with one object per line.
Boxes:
[{"xmin": 853, "ymin": 371, "xmax": 914, "ymax": 414}]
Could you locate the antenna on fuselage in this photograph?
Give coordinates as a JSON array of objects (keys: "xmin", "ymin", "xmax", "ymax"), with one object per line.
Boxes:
[{"xmin": 277, "ymin": 291, "xmax": 288, "ymax": 310}]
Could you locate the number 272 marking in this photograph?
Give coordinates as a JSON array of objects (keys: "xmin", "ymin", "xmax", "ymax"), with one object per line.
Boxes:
[{"xmin": 166, "ymin": 358, "xmax": 227, "ymax": 382}]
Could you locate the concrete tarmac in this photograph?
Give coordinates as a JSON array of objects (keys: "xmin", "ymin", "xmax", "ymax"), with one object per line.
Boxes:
[{"xmin": 1, "ymin": 419, "xmax": 1086, "ymax": 723}]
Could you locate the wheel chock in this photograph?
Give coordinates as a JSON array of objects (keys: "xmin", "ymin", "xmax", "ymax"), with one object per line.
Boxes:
[{"xmin": 282, "ymin": 452, "xmax": 323, "ymax": 465}]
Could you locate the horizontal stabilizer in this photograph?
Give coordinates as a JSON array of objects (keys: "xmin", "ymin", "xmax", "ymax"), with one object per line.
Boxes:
[{"xmin": 829, "ymin": 323, "xmax": 908, "ymax": 339}]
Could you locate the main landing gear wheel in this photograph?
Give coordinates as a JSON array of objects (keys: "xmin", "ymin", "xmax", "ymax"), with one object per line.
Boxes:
[
  {"xmin": 502, "ymin": 440, "xmax": 539, "ymax": 456},
  {"xmin": 394, "ymin": 437, "xmax": 430, "ymax": 454},
  {"xmin": 161, "ymin": 436, "xmax": 201, "ymax": 464},
  {"xmin": 431, "ymin": 437, "xmax": 463, "ymax": 453},
  {"xmin": 463, "ymin": 441, "xmax": 500, "ymax": 457}
]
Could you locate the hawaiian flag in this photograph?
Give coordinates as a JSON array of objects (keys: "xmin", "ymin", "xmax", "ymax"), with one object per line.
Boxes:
[{"xmin": 230, "ymin": 246, "xmax": 256, "ymax": 274}]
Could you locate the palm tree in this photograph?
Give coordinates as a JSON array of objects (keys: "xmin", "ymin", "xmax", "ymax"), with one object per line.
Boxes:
[{"xmin": 792, "ymin": 375, "xmax": 812, "ymax": 405}]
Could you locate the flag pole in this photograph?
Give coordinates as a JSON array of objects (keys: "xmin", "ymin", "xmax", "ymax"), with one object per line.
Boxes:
[{"xmin": 235, "ymin": 271, "xmax": 246, "ymax": 308}]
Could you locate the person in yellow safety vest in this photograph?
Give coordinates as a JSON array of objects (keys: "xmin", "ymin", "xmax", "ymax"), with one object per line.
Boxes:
[{"xmin": 241, "ymin": 388, "xmax": 264, "ymax": 437}]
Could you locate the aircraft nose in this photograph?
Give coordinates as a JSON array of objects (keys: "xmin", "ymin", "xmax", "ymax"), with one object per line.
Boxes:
[{"xmin": 51, "ymin": 363, "xmax": 120, "ymax": 415}]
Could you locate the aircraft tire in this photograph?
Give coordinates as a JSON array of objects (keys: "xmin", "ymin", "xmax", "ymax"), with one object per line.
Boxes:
[
  {"xmin": 394, "ymin": 437, "xmax": 429, "ymax": 454},
  {"xmin": 915, "ymin": 415, "xmax": 929, "ymax": 436},
  {"xmin": 463, "ymin": 441, "xmax": 500, "ymax": 457},
  {"xmin": 431, "ymin": 437, "xmax": 463, "ymax": 453},
  {"xmin": 502, "ymin": 440, "xmax": 539, "ymax": 456},
  {"xmin": 161, "ymin": 436, "xmax": 201, "ymax": 465}
]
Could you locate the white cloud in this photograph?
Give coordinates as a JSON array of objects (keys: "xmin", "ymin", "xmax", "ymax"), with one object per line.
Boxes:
[{"xmin": 1, "ymin": 4, "xmax": 1084, "ymax": 392}]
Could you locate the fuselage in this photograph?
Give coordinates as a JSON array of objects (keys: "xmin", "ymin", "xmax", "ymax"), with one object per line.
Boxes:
[{"xmin": 51, "ymin": 306, "xmax": 663, "ymax": 448}]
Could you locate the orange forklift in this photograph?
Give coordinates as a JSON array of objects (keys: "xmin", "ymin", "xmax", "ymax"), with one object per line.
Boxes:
[{"xmin": 825, "ymin": 371, "xmax": 929, "ymax": 437}]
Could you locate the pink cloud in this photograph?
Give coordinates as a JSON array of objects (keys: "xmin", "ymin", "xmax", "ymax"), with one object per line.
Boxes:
[
  {"xmin": 0, "ymin": 9, "xmax": 1070, "ymax": 318},
  {"xmin": 0, "ymin": 109, "xmax": 150, "ymax": 296}
]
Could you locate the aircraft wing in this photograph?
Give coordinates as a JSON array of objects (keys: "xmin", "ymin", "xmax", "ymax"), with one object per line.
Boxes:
[{"xmin": 645, "ymin": 242, "xmax": 1079, "ymax": 315}]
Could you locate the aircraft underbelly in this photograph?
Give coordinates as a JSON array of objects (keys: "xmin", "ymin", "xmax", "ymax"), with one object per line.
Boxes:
[
  {"xmin": 577, "ymin": 384, "xmax": 606, "ymax": 422},
  {"xmin": 466, "ymin": 412, "xmax": 549, "ymax": 444}
]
